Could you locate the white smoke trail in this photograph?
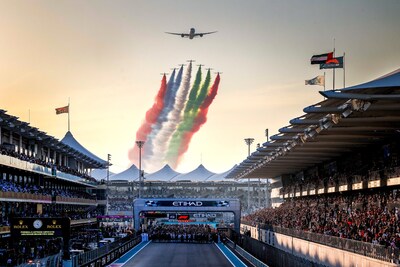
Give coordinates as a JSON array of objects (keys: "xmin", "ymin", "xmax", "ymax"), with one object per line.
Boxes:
[{"xmin": 147, "ymin": 62, "xmax": 193, "ymax": 170}]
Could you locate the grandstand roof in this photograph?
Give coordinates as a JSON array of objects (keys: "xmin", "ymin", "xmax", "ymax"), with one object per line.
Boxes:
[
  {"xmin": 171, "ymin": 164, "xmax": 215, "ymax": 182},
  {"xmin": 227, "ymin": 68, "xmax": 400, "ymax": 179},
  {"xmin": 61, "ymin": 131, "xmax": 108, "ymax": 167},
  {"xmin": 205, "ymin": 165, "xmax": 238, "ymax": 182},
  {"xmin": 109, "ymin": 164, "xmax": 140, "ymax": 181},
  {"xmin": 97, "ymin": 163, "xmax": 234, "ymax": 182},
  {"xmin": 0, "ymin": 111, "xmax": 107, "ymax": 169},
  {"xmin": 145, "ymin": 164, "xmax": 180, "ymax": 182}
]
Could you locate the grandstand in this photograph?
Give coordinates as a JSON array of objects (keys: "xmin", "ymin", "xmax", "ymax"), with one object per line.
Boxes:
[
  {"xmin": 227, "ymin": 68, "xmax": 400, "ymax": 266},
  {"xmin": 0, "ymin": 110, "xmax": 109, "ymax": 266}
]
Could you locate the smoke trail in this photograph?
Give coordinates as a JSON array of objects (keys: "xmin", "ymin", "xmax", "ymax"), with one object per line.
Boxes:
[
  {"xmin": 176, "ymin": 73, "xmax": 221, "ymax": 164},
  {"xmin": 147, "ymin": 64, "xmax": 192, "ymax": 169},
  {"xmin": 166, "ymin": 67, "xmax": 212, "ymax": 168},
  {"xmin": 128, "ymin": 75, "xmax": 167, "ymax": 165},
  {"xmin": 143, "ymin": 69, "xmax": 176, "ymax": 161},
  {"xmin": 165, "ymin": 66, "xmax": 202, "ymax": 167}
]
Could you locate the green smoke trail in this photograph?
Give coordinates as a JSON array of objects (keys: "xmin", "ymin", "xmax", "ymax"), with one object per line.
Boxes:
[{"xmin": 166, "ymin": 68, "xmax": 212, "ymax": 167}]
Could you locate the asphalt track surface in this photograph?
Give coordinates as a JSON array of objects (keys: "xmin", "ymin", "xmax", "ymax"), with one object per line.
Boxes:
[{"xmin": 122, "ymin": 242, "xmax": 235, "ymax": 267}]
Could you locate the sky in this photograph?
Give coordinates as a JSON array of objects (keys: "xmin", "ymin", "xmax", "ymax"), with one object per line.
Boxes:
[{"xmin": 1, "ymin": 0, "xmax": 400, "ymax": 176}]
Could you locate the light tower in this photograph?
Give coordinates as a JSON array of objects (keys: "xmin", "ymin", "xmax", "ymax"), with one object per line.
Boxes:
[
  {"xmin": 106, "ymin": 154, "xmax": 111, "ymax": 215},
  {"xmin": 244, "ymin": 138, "xmax": 254, "ymax": 212},
  {"xmin": 136, "ymin": 141, "xmax": 145, "ymax": 198}
]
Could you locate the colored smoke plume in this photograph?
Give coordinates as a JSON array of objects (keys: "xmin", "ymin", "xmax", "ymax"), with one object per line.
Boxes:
[
  {"xmin": 176, "ymin": 73, "xmax": 220, "ymax": 165},
  {"xmin": 143, "ymin": 69, "xmax": 176, "ymax": 161},
  {"xmin": 128, "ymin": 75, "xmax": 167, "ymax": 165},
  {"xmin": 165, "ymin": 66, "xmax": 203, "ymax": 168}
]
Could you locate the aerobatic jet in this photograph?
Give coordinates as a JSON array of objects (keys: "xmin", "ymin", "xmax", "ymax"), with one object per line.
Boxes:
[{"xmin": 165, "ymin": 28, "xmax": 217, "ymax": 39}]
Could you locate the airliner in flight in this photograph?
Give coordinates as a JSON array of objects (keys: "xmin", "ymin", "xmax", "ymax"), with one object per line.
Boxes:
[{"xmin": 165, "ymin": 28, "xmax": 217, "ymax": 39}]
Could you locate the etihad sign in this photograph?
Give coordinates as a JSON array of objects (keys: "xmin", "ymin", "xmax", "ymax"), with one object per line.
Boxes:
[{"xmin": 172, "ymin": 201, "xmax": 203, "ymax": 207}]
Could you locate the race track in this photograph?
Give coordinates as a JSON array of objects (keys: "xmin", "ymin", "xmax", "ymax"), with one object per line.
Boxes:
[{"xmin": 122, "ymin": 242, "xmax": 235, "ymax": 267}]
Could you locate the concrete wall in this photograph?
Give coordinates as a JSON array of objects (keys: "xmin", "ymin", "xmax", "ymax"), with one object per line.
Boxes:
[{"xmin": 241, "ymin": 224, "xmax": 397, "ymax": 267}]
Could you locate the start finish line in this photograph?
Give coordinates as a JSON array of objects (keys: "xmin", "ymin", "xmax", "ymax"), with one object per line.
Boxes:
[{"xmin": 133, "ymin": 198, "xmax": 241, "ymax": 232}]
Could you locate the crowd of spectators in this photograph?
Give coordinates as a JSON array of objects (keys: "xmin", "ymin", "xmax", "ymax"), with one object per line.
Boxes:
[
  {"xmin": 0, "ymin": 178, "xmax": 95, "ymax": 199},
  {"xmin": 148, "ymin": 224, "xmax": 214, "ymax": 243},
  {"xmin": 108, "ymin": 202, "xmax": 132, "ymax": 211},
  {"xmin": 99, "ymin": 223, "xmax": 133, "ymax": 238},
  {"xmin": 2, "ymin": 238, "xmax": 62, "ymax": 266},
  {"xmin": 243, "ymin": 190, "xmax": 400, "ymax": 249},
  {"xmin": 1, "ymin": 144, "xmax": 97, "ymax": 183}
]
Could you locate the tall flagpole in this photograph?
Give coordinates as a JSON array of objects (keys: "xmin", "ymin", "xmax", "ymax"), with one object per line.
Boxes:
[
  {"xmin": 343, "ymin": 52, "xmax": 346, "ymax": 88},
  {"xmin": 323, "ymin": 72, "xmax": 326, "ymax": 100},
  {"xmin": 333, "ymin": 38, "xmax": 336, "ymax": 90},
  {"xmin": 68, "ymin": 98, "xmax": 70, "ymax": 132}
]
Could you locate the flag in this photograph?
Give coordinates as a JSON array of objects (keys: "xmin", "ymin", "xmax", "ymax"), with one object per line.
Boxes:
[
  {"xmin": 320, "ymin": 56, "xmax": 344, "ymax": 69},
  {"xmin": 305, "ymin": 75, "xmax": 325, "ymax": 86},
  {"xmin": 55, "ymin": 105, "xmax": 69, "ymax": 115},
  {"xmin": 310, "ymin": 52, "xmax": 333, "ymax": 64}
]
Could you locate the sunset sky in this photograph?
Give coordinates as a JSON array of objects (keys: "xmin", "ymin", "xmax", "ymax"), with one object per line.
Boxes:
[{"xmin": 1, "ymin": 0, "xmax": 399, "ymax": 175}]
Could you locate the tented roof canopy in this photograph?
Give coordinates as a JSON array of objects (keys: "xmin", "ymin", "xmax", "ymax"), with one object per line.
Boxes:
[{"xmin": 61, "ymin": 131, "xmax": 108, "ymax": 168}]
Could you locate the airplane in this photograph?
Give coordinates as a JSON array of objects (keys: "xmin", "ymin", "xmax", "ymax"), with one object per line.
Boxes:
[
  {"xmin": 187, "ymin": 60, "xmax": 195, "ymax": 64},
  {"xmin": 165, "ymin": 28, "xmax": 217, "ymax": 39},
  {"xmin": 206, "ymin": 68, "xmax": 213, "ymax": 71},
  {"xmin": 197, "ymin": 64, "xmax": 204, "ymax": 67},
  {"xmin": 178, "ymin": 64, "xmax": 186, "ymax": 67},
  {"xmin": 214, "ymin": 72, "xmax": 223, "ymax": 75},
  {"xmin": 160, "ymin": 72, "xmax": 169, "ymax": 76}
]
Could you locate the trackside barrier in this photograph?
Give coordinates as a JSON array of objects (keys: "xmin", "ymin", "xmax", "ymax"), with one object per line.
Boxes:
[
  {"xmin": 71, "ymin": 235, "xmax": 141, "ymax": 267},
  {"xmin": 16, "ymin": 254, "xmax": 61, "ymax": 267},
  {"xmin": 241, "ymin": 221, "xmax": 400, "ymax": 263},
  {"xmin": 225, "ymin": 238, "xmax": 269, "ymax": 267}
]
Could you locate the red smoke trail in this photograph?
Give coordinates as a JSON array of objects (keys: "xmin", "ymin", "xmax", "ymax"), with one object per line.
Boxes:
[
  {"xmin": 176, "ymin": 74, "xmax": 221, "ymax": 165},
  {"xmin": 128, "ymin": 75, "xmax": 167, "ymax": 164}
]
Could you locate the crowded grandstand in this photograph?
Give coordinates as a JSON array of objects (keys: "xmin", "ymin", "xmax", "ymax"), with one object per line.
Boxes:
[{"xmin": 228, "ymin": 68, "xmax": 400, "ymax": 266}]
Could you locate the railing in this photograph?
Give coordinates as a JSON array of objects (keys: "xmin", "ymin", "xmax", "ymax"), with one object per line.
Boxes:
[
  {"xmin": 72, "ymin": 235, "xmax": 141, "ymax": 267},
  {"xmin": 241, "ymin": 221, "xmax": 399, "ymax": 263},
  {"xmin": 0, "ymin": 191, "xmax": 96, "ymax": 205},
  {"xmin": 0, "ymin": 154, "xmax": 96, "ymax": 186},
  {"xmin": 16, "ymin": 253, "xmax": 61, "ymax": 267},
  {"xmin": 225, "ymin": 238, "xmax": 269, "ymax": 267},
  {"xmin": 56, "ymin": 196, "xmax": 97, "ymax": 205},
  {"xmin": 0, "ymin": 191, "xmax": 52, "ymax": 203}
]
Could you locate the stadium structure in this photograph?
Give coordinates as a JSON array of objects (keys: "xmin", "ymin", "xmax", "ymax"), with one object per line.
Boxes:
[
  {"xmin": 227, "ymin": 68, "xmax": 400, "ymax": 266},
  {"xmin": 0, "ymin": 112, "xmax": 118, "ymax": 263}
]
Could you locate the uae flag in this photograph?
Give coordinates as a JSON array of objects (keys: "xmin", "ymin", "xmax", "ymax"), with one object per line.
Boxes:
[
  {"xmin": 305, "ymin": 75, "xmax": 325, "ymax": 86},
  {"xmin": 320, "ymin": 56, "xmax": 344, "ymax": 69},
  {"xmin": 55, "ymin": 105, "xmax": 69, "ymax": 115},
  {"xmin": 310, "ymin": 52, "xmax": 333, "ymax": 64}
]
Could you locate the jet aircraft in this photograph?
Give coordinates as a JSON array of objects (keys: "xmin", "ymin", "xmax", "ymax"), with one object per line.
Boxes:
[{"xmin": 165, "ymin": 28, "xmax": 217, "ymax": 39}]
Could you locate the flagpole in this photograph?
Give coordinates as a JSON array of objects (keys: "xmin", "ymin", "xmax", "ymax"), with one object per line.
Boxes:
[
  {"xmin": 333, "ymin": 38, "xmax": 336, "ymax": 90},
  {"xmin": 343, "ymin": 52, "xmax": 346, "ymax": 88},
  {"xmin": 68, "ymin": 98, "xmax": 70, "ymax": 132}
]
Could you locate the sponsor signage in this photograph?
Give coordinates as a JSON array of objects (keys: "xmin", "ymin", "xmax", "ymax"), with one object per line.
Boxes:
[
  {"xmin": 145, "ymin": 200, "xmax": 229, "ymax": 207},
  {"xmin": 177, "ymin": 215, "xmax": 190, "ymax": 220},
  {"xmin": 193, "ymin": 213, "xmax": 217, "ymax": 218},
  {"xmin": 10, "ymin": 217, "xmax": 70, "ymax": 238}
]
